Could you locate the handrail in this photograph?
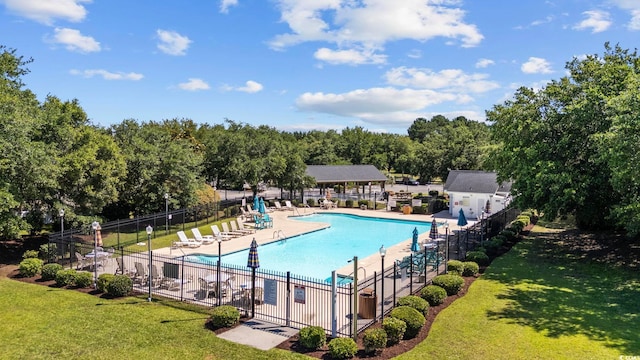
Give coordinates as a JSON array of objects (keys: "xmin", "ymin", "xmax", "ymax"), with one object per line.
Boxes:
[{"xmin": 272, "ymin": 230, "xmax": 286, "ymax": 240}]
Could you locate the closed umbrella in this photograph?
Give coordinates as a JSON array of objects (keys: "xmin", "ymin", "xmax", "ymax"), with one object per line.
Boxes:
[
  {"xmin": 247, "ymin": 238, "xmax": 260, "ymax": 317},
  {"xmin": 259, "ymin": 197, "xmax": 266, "ymax": 214},
  {"xmin": 253, "ymin": 196, "xmax": 260, "ymax": 213},
  {"xmin": 429, "ymin": 218, "xmax": 439, "ymax": 240},
  {"xmin": 410, "ymin": 227, "xmax": 419, "ymax": 252},
  {"xmin": 457, "ymin": 208, "xmax": 468, "ymax": 227},
  {"xmin": 485, "ymin": 199, "xmax": 491, "ymax": 214}
]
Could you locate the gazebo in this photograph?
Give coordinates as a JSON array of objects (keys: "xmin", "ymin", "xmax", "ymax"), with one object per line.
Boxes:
[{"xmin": 305, "ymin": 165, "xmax": 388, "ymax": 196}]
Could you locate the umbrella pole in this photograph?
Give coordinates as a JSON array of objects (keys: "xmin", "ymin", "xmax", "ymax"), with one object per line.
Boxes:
[{"xmin": 251, "ymin": 268, "xmax": 256, "ymax": 318}]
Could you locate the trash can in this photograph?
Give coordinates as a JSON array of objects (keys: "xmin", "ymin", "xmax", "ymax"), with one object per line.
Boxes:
[
  {"xmin": 358, "ymin": 288, "xmax": 377, "ymax": 319},
  {"xmin": 402, "ymin": 204, "xmax": 412, "ymax": 215}
]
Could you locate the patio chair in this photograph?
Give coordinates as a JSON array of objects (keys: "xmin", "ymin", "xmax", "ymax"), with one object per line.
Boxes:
[
  {"xmin": 133, "ymin": 262, "xmax": 147, "ymax": 285},
  {"xmin": 197, "ymin": 277, "xmax": 217, "ymax": 299},
  {"xmin": 221, "ymin": 222, "xmax": 243, "ymax": 237},
  {"xmin": 159, "ymin": 262, "xmax": 187, "ymax": 291},
  {"xmin": 262, "ymin": 214, "xmax": 273, "ymax": 228},
  {"xmin": 176, "ymin": 231, "xmax": 201, "ymax": 248},
  {"xmin": 253, "ymin": 214, "xmax": 265, "ymax": 230},
  {"xmin": 211, "ymin": 225, "xmax": 233, "ymax": 241},
  {"xmin": 74, "ymin": 252, "xmax": 87, "ymax": 270},
  {"xmin": 115, "ymin": 257, "xmax": 135, "ymax": 277},
  {"xmin": 150, "ymin": 265, "xmax": 164, "ymax": 287},
  {"xmin": 231, "ymin": 219, "xmax": 254, "ymax": 235},
  {"xmin": 191, "ymin": 228, "xmax": 215, "ymax": 245}
]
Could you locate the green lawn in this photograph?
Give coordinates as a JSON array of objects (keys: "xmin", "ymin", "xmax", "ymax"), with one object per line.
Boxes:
[
  {"xmin": 0, "ymin": 279, "xmax": 308, "ymax": 360},
  {"xmin": 397, "ymin": 225, "xmax": 640, "ymax": 359}
]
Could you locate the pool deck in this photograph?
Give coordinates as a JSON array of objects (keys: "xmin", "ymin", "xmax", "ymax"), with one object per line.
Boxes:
[{"xmin": 153, "ymin": 206, "xmax": 471, "ymax": 281}]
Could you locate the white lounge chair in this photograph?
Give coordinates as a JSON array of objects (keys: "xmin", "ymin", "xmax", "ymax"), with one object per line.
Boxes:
[
  {"xmin": 221, "ymin": 222, "xmax": 244, "ymax": 237},
  {"xmin": 191, "ymin": 228, "xmax": 215, "ymax": 244},
  {"xmin": 211, "ymin": 225, "xmax": 233, "ymax": 241},
  {"xmin": 231, "ymin": 219, "xmax": 254, "ymax": 235},
  {"xmin": 284, "ymin": 200, "xmax": 295, "ymax": 210},
  {"xmin": 321, "ymin": 199, "xmax": 335, "ymax": 209},
  {"xmin": 175, "ymin": 231, "xmax": 201, "ymax": 248}
]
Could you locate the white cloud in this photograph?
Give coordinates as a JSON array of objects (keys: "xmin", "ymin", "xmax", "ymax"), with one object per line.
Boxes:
[
  {"xmin": 608, "ymin": 0, "xmax": 640, "ymax": 29},
  {"xmin": 50, "ymin": 28, "xmax": 100, "ymax": 53},
  {"xmin": 156, "ymin": 29, "xmax": 192, "ymax": 56},
  {"xmin": 573, "ymin": 10, "xmax": 611, "ymax": 33},
  {"xmin": 220, "ymin": 0, "xmax": 238, "ymax": 13},
  {"xmin": 269, "ymin": 0, "xmax": 483, "ymax": 58},
  {"xmin": 220, "ymin": 80, "xmax": 263, "ymax": 93},
  {"xmin": 384, "ymin": 67, "xmax": 500, "ymax": 93},
  {"xmin": 407, "ymin": 49, "xmax": 422, "ymax": 59},
  {"xmin": 314, "ymin": 47, "xmax": 386, "ymax": 65},
  {"xmin": 521, "ymin": 57, "xmax": 553, "ymax": 74},
  {"xmin": 3, "ymin": 0, "xmax": 90, "ymax": 25},
  {"xmin": 475, "ymin": 58, "xmax": 495, "ymax": 68},
  {"xmin": 178, "ymin": 78, "xmax": 210, "ymax": 91},
  {"xmin": 629, "ymin": 9, "xmax": 640, "ymax": 30},
  {"xmin": 70, "ymin": 69, "xmax": 143, "ymax": 80}
]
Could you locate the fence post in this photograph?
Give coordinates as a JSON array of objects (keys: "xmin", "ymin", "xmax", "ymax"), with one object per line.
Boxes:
[
  {"xmin": 409, "ymin": 253, "xmax": 413, "ymax": 295},
  {"xmin": 287, "ymin": 271, "xmax": 292, "ymax": 327},
  {"xmin": 392, "ymin": 262, "xmax": 397, "ymax": 306},
  {"xmin": 330, "ymin": 271, "xmax": 336, "ymax": 337}
]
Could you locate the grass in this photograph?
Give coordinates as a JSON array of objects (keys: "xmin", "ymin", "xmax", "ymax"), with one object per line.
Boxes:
[
  {"xmin": 0, "ymin": 279, "xmax": 307, "ymax": 360},
  {"xmin": 397, "ymin": 225, "xmax": 640, "ymax": 360}
]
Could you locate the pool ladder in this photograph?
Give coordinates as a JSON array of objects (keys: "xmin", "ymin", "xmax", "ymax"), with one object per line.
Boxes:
[{"xmin": 273, "ymin": 230, "xmax": 286, "ymax": 241}]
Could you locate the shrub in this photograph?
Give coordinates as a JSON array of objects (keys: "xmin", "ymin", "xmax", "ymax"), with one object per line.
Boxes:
[
  {"xmin": 39, "ymin": 243, "xmax": 57, "ymax": 261},
  {"xmin": 382, "ymin": 317, "xmax": 406, "ymax": 345},
  {"xmin": 97, "ymin": 273, "xmax": 115, "ymax": 292},
  {"xmin": 389, "ymin": 306, "xmax": 425, "ymax": 339},
  {"xmin": 412, "ymin": 205, "xmax": 427, "ymax": 214},
  {"xmin": 74, "ymin": 271, "xmax": 93, "ymax": 288},
  {"xmin": 210, "ymin": 305, "xmax": 240, "ymax": 328},
  {"xmin": 19, "ymin": 258, "xmax": 43, "ymax": 277},
  {"xmin": 397, "ymin": 295, "xmax": 429, "ymax": 316},
  {"xmin": 447, "ymin": 260, "xmax": 464, "ymax": 275},
  {"xmin": 420, "ymin": 285, "xmax": 447, "ymax": 306},
  {"xmin": 432, "ymin": 274, "xmax": 464, "ymax": 296},
  {"xmin": 500, "ymin": 229, "xmax": 516, "ymax": 241},
  {"xmin": 357, "ymin": 199, "xmax": 368, "ymax": 207},
  {"xmin": 428, "ymin": 190, "xmax": 439, "ymax": 196},
  {"xmin": 345, "ymin": 199, "xmax": 354, "ymax": 208},
  {"xmin": 106, "ymin": 275, "xmax": 133, "ymax": 297},
  {"xmin": 516, "ymin": 215, "xmax": 530, "ymax": 226},
  {"xmin": 299, "ymin": 326, "xmax": 326, "ymax": 350},
  {"xmin": 55, "ymin": 269, "xmax": 77, "ymax": 286},
  {"xmin": 41, "ymin": 263, "xmax": 63, "ymax": 281},
  {"xmin": 22, "ymin": 250, "xmax": 39, "ymax": 259},
  {"xmin": 485, "ymin": 236, "xmax": 505, "ymax": 256},
  {"xmin": 328, "ymin": 337, "xmax": 357, "ymax": 359},
  {"xmin": 362, "ymin": 328, "xmax": 387, "ymax": 354},
  {"xmin": 462, "ymin": 261, "xmax": 479, "ymax": 277},
  {"xmin": 466, "ymin": 251, "xmax": 489, "ymax": 266},
  {"xmin": 307, "ymin": 198, "xmax": 316, "ymax": 207}
]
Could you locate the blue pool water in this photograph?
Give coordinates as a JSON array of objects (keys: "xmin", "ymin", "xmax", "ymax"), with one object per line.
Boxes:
[{"xmin": 185, "ymin": 213, "xmax": 432, "ymax": 281}]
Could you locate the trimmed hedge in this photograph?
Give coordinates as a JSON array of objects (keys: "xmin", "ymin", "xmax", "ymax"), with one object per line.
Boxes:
[
  {"xmin": 41, "ymin": 263, "xmax": 63, "ymax": 281},
  {"xmin": 389, "ymin": 306, "xmax": 425, "ymax": 339},
  {"xmin": 328, "ymin": 337, "xmax": 357, "ymax": 359},
  {"xmin": 22, "ymin": 250, "xmax": 39, "ymax": 259},
  {"xmin": 106, "ymin": 275, "xmax": 133, "ymax": 297},
  {"xmin": 420, "ymin": 285, "xmax": 447, "ymax": 306},
  {"xmin": 397, "ymin": 295, "xmax": 429, "ymax": 316},
  {"xmin": 432, "ymin": 274, "xmax": 464, "ymax": 296},
  {"xmin": 465, "ymin": 251, "xmax": 489, "ymax": 266},
  {"xmin": 97, "ymin": 273, "xmax": 116, "ymax": 292},
  {"xmin": 210, "ymin": 305, "xmax": 240, "ymax": 328},
  {"xmin": 55, "ymin": 269, "xmax": 77, "ymax": 287},
  {"xmin": 447, "ymin": 260, "xmax": 464, "ymax": 275},
  {"xmin": 74, "ymin": 271, "xmax": 93, "ymax": 288},
  {"xmin": 462, "ymin": 261, "xmax": 479, "ymax": 277},
  {"xmin": 299, "ymin": 326, "xmax": 326, "ymax": 350},
  {"xmin": 382, "ymin": 317, "xmax": 406, "ymax": 345},
  {"xmin": 363, "ymin": 328, "xmax": 387, "ymax": 354},
  {"xmin": 19, "ymin": 258, "xmax": 43, "ymax": 277}
]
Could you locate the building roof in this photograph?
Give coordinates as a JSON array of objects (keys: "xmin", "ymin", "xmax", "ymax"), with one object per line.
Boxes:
[
  {"xmin": 306, "ymin": 165, "xmax": 388, "ymax": 183},
  {"xmin": 444, "ymin": 170, "xmax": 512, "ymax": 194}
]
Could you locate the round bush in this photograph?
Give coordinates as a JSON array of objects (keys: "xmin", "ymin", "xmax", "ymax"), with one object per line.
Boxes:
[
  {"xmin": 97, "ymin": 273, "xmax": 115, "ymax": 292},
  {"xmin": 55, "ymin": 269, "xmax": 77, "ymax": 286},
  {"xmin": 389, "ymin": 306, "xmax": 425, "ymax": 339},
  {"xmin": 499, "ymin": 229, "xmax": 516, "ymax": 241},
  {"xmin": 397, "ymin": 295, "xmax": 429, "ymax": 316},
  {"xmin": 462, "ymin": 261, "xmax": 479, "ymax": 277},
  {"xmin": 74, "ymin": 271, "xmax": 93, "ymax": 288},
  {"xmin": 328, "ymin": 337, "xmax": 357, "ymax": 359},
  {"xmin": 106, "ymin": 274, "xmax": 133, "ymax": 297},
  {"xmin": 299, "ymin": 326, "xmax": 326, "ymax": 350},
  {"xmin": 420, "ymin": 285, "xmax": 447, "ymax": 306},
  {"xmin": 19, "ymin": 258, "xmax": 43, "ymax": 277},
  {"xmin": 465, "ymin": 251, "xmax": 489, "ymax": 266},
  {"xmin": 363, "ymin": 328, "xmax": 387, "ymax": 354},
  {"xmin": 447, "ymin": 260, "xmax": 464, "ymax": 275},
  {"xmin": 22, "ymin": 250, "xmax": 40, "ymax": 259},
  {"xmin": 432, "ymin": 274, "xmax": 464, "ymax": 296},
  {"xmin": 41, "ymin": 263, "xmax": 64, "ymax": 281},
  {"xmin": 382, "ymin": 317, "xmax": 406, "ymax": 345},
  {"xmin": 210, "ymin": 305, "xmax": 240, "ymax": 328},
  {"xmin": 39, "ymin": 243, "xmax": 57, "ymax": 261}
]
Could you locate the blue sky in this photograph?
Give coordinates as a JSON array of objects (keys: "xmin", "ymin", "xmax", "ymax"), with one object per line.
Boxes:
[{"xmin": 1, "ymin": 0, "xmax": 638, "ymax": 134}]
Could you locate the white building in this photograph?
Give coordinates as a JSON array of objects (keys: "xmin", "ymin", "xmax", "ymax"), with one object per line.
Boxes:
[{"xmin": 444, "ymin": 170, "xmax": 512, "ymax": 220}]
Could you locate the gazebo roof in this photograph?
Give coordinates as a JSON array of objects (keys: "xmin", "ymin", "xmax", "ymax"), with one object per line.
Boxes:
[{"xmin": 306, "ymin": 165, "xmax": 387, "ymax": 183}]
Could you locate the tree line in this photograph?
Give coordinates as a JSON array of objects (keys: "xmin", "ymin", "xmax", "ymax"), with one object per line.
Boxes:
[{"xmin": 0, "ymin": 45, "xmax": 490, "ymax": 239}]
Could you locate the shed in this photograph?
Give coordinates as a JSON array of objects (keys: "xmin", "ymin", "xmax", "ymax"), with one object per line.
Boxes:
[{"xmin": 444, "ymin": 170, "xmax": 512, "ymax": 219}]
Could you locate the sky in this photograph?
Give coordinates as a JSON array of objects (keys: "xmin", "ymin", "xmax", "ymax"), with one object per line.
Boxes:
[{"xmin": 1, "ymin": 0, "xmax": 639, "ymax": 134}]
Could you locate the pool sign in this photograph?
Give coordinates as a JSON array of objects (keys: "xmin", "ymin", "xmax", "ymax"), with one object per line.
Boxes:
[
  {"xmin": 294, "ymin": 285, "xmax": 306, "ymax": 304},
  {"xmin": 264, "ymin": 279, "xmax": 277, "ymax": 306}
]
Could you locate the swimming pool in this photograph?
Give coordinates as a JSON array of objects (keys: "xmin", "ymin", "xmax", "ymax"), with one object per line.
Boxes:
[{"xmin": 184, "ymin": 213, "xmax": 432, "ymax": 281}]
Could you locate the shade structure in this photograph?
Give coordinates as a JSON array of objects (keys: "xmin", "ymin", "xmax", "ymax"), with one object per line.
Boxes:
[
  {"xmin": 410, "ymin": 227, "xmax": 420, "ymax": 252},
  {"xmin": 247, "ymin": 238, "xmax": 260, "ymax": 269},
  {"xmin": 259, "ymin": 197, "xmax": 266, "ymax": 214},
  {"xmin": 457, "ymin": 208, "xmax": 468, "ymax": 227},
  {"xmin": 429, "ymin": 218, "xmax": 439, "ymax": 240},
  {"xmin": 253, "ymin": 196, "xmax": 260, "ymax": 213}
]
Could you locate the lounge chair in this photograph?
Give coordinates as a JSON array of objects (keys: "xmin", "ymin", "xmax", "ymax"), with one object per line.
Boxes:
[
  {"xmin": 175, "ymin": 231, "xmax": 201, "ymax": 248},
  {"xmin": 284, "ymin": 200, "xmax": 295, "ymax": 210},
  {"xmin": 150, "ymin": 264, "xmax": 164, "ymax": 287},
  {"xmin": 211, "ymin": 225, "xmax": 233, "ymax": 241},
  {"xmin": 115, "ymin": 257, "xmax": 135, "ymax": 277},
  {"xmin": 273, "ymin": 201, "xmax": 285, "ymax": 211},
  {"xmin": 191, "ymin": 228, "xmax": 215, "ymax": 244},
  {"xmin": 231, "ymin": 219, "xmax": 254, "ymax": 235},
  {"xmin": 247, "ymin": 204, "xmax": 259, "ymax": 214},
  {"xmin": 159, "ymin": 262, "xmax": 187, "ymax": 291},
  {"xmin": 221, "ymin": 222, "xmax": 243, "ymax": 237},
  {"xmin": 321, "ymin": 199, "xmax": 335, "ymax": 209},
  {"xmin": 133, "ymin": 262, "xmax": 147, "ymax": 285}
]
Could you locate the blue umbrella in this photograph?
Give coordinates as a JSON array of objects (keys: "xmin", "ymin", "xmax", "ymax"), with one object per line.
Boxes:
[
  {"xmin": 259, "ymin": 197, "xmax": 266, "ymax": 214},
  {"xmin": 247, "ymin": 238, "xmax": 260, "ymax": 318},
  {"xmin": 457, "ymin": 208, "xmax": 468, "ymax": 227},
  {"xmin": 429, "ymin": 218, "xmax": 439, "ymax": 240},
  {"xmin": 410, "ymin": 227, "xmax": 420, "ymax": 252},
  {"xmin": 253, "ymin": 196, "xmax": 259, "ymax": 213}
]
